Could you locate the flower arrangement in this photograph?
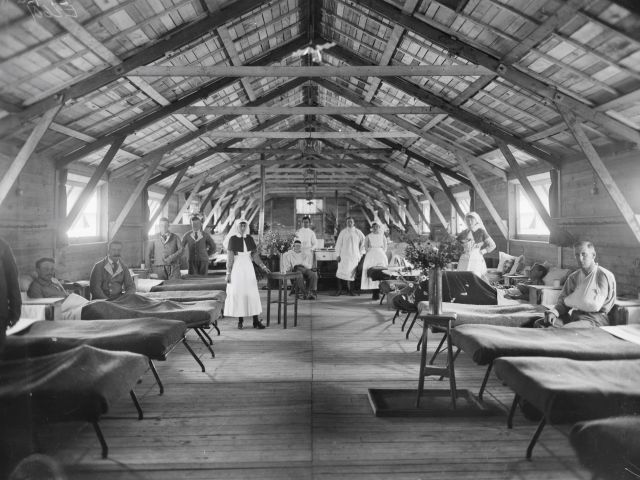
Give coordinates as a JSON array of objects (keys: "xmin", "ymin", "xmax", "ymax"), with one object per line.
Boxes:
[
  {"xmin": 261, "ymin": 230, "xmax": 297, "ymax": 257},
  {"xmin": 404, "ymin": 234, "xmax": 464, "ymax": 272}
]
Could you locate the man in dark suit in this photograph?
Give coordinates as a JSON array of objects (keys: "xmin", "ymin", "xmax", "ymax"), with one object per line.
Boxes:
[
  {"xmin": 89, "ymin": 241, "xmax": 136, "ymax": 300},
  {"xmin": 148, "ymin": 217, "xmax": 183, "ymax": 280},
  {"xmin": 181, "ymin": 216, "xmax": 216, "ymax": 276}
]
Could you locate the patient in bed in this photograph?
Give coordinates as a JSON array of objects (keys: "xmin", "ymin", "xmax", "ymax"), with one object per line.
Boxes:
[
  {"xmin": 27, "ymin": 258, "xmax": 69, "ymax": 299},
  {"xmin": 503, "ymin": 263, "xmax": 548, "ymax": 299},
  {"xmin": 537, "ymin": 241, "xmax": 616, "ymax": 328}
]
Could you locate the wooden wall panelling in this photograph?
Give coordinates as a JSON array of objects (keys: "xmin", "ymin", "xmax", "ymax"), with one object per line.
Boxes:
[{"xmin": 0, "ymin": 104, "xmax": 62, "ymax": 209}]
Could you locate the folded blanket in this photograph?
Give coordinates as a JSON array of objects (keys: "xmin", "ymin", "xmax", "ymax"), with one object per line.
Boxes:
[{"xmin": 418, "ymin": 302, "xmax": 546, "ymax": 327}]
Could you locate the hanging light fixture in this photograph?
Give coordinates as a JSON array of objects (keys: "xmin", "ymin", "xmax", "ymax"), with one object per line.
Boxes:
[{"xmin": 303, "ymin": 167, "xmax": 317, "ymax": 203}]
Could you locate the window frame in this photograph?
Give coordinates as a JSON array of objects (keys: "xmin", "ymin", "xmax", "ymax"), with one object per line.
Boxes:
[
  {"xmin": 510, "ymin": 172, "xmax": 551, "ymax": 242},
  {"xmin": 65, "ymin": 173, "xmax": 106, "ymax": 244}
]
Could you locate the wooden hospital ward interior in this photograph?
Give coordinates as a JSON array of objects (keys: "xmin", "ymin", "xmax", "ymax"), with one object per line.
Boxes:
[{"xmin": 4, "ymin": 0, "xmax": 640, "ymax": 478}]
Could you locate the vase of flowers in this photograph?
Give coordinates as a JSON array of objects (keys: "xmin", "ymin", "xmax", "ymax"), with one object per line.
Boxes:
[
  {"xmin": 261, "ymin": 230, "xmax": 297, "ymax": 285},
  {"xmin": 404, "ymin": 235, "xmax": 463, "ymax": 315}
]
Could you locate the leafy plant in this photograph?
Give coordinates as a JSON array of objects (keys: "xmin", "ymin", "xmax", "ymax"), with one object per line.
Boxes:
[
  {"xmin": 404, "ymin": 234, "xmax": 464, "ymax": 272},
  {"xmin": 261, "ymin": 230, "xmax": 297, "ymax": 257}
]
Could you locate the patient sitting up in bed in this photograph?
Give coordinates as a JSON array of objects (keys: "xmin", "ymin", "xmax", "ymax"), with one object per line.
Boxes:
[
  {"xmin": 536, "ymin": 241, "xmax": 616, "ymax": 328},
  {"xmin": 27, "ymin": 257, "xmax": 69, "ymax": 298},
  {"xmin": 503, "ymin": 263, "xmax": 548, "ymax": 300},
  {"xmin": 90, "ymin": 241, "xmax": 136, "ymax": 300}
]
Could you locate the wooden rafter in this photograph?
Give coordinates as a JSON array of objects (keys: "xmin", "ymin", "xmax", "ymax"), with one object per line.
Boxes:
[
  {"xmin": 415, "ymin": 177, "xmax": 449, "ymax": 231},
  {"xmin": 432, "ymin": 169, "xmax": 464, "ymax": 220},
  {"xmin": 556, "ymin": 103, "xmax": 640, "ymax": 244},
  {"xmin": 177, "ymin": 106, "xmax": 447, "ymax": 115},
  {"xmin": 350, "ymin": 0, "xmax": 640, "ymax": 147},
  {"xmin": 0, "ymin": 0, "xmax": 274, "ymax": 136},
  {"xmin": 172, "ymin": 175, "xmax": 207, "ymax": 224}
]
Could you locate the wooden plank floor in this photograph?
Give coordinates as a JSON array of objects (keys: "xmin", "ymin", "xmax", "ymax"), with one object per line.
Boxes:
[{"xmin": 36, "ymin": 291, "xmax": 589, "ymax": 479}]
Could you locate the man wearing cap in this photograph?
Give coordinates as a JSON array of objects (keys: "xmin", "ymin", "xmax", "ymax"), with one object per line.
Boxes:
[
  {"xmin": 295, "ymin": 215, "xmax": 317, "ymax": 257},
  {"xmin": 282, "ymin": 239, "xmax": 318, "ymax": 300},
  {"xmin": 148, "ymin": 217, "xmax": 183, "ymax": 280},
  {"xmin": 182, "ymin": 215, "xmax": 216, "ymax": 276}
]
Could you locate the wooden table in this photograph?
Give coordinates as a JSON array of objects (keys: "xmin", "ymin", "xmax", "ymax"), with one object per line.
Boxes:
[
  {"xmin": 266, "ymin": 272, "xmax": 303, "ymax": 329},
  {"xmin": 22, "ymin": 296, "xmax": 65, "ymax": 320},
  {"xmin": 416, "ymin": 312, "xmax": 459, "ymax": 408}
]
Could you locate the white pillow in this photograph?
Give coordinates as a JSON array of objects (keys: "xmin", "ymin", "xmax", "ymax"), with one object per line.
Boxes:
[
  {"xmin": 497, "ymin": 251, "xmax": 516, "ymax": 273},
  {"xmin": 508, "ymin": 255, "xmax": 525, "ymax": 275},
  {"xmin": 542, "ymin": 267, "xmax": 571, "ymax": 287}
]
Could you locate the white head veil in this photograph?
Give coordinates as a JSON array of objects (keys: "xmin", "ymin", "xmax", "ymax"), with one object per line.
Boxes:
[
  {"xmin": 223, "ymin": 218, "xmax": 249, "ymax": 250},
  {"xmin": 465, "ymin": 211, "xmax": 485, "ymax": 232},
  {"xmin": 371, "ymin": 210, "xmax": 387, "ymax": 232}
]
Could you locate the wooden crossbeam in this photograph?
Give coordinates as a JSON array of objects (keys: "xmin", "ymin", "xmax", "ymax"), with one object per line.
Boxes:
[
  {"xmin": 130, "ymin": 65, "xmax": 494, "ymax": 77},
  {"xmin": 204, "ymin": 131, "xmax": 418, "ymax": 139},
  {"xmin": 219, "ymin": 147, "xmax": 392, "ymax": 154},
  {"xmin": 557, "ymin": 103, "xmax": 640, "ymax": 244},
  {"xmin": 351, "ymin": 0, "xmax": 640, "ymax": 147},
  {"xmin": 497, "ymin": 140, "xmax": 553, "ymax": 231},
  {"xmin": 204, "ymin": 188, "xmax": 230, "ymax": 227},
  {"xmin": 65, "ymin": 136, "xmax": 125, "ymax": 231},
  {"xmin": 213, "ymin": 192, "xmax": 237, "ymax": 230},
  {"xmin": 147, "ymin": 168, "xmax": 187, "ymax": 229},
  {"xmin": 0, "ymin": 0, "xmax": 273, "ymax": 136},
  {"xmin": 0, "ymin": 103, "xmax": 62, "ymax": 208},
  {"xmin": 178, "ymin": 106, "xmax": 446, "ymax": 115},
  {"xmin": 110, "ymin": 152, "xmax": 164, "ymax": 241},
  {"xmin": 456, "ymin": 156, "xmax": 509, "ymax": 239},
  {"xmin": 432, "ymin": 169, "xmax": 464, "ymax": 220},
  {"xmin": 404, "ymin": 186, "xmax": 430, "ymax": 231}
]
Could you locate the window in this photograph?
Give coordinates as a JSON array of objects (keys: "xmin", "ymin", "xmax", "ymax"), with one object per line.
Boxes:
[
  {"xmin": 148, "ymin": 192, "xmax": 167, "ymax": 236},
  {"xmin": 296, "ymin": 198, "xmax": 323, "ymax": 215},
  {"xmin": 66, "ymin": 174, "xmax": 103, "ymax": 240},
  {"xmin": 420, "ymin": 200, "xmax": 430, "ymax": 234},
  {"xmin": 514, "ymin": 172, "xmax": 551, "ymax": 239},
  {"xmin": 450, "ymin": 190, "xmax": 470, "ymax": 234}
]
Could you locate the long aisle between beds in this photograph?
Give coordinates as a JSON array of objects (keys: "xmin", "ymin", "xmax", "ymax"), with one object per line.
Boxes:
[{"xmin": 38, "ymin": 292, "xmax": 589, "ymax": 479}]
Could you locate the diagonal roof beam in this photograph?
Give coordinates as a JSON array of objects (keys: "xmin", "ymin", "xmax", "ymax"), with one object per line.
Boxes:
[
  {"xmin": 350, "ymin": 0, "xmax": 640, "ymax": 147},
  {"xmin": 325, "ymin": 43, "xmax": 560, "ymax": 168},
  {"xmin": 56, "ymin": 38, "xmax": 308, "ymax": 168},
  {"xmin": 0, "ymin": 0, "xmax": 273, "ymax": 136}
]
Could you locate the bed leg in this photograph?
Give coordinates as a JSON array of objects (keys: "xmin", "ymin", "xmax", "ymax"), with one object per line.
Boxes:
[
  {"xmin": 183, "ymin": 338, "xmax": 206, "ymax": 372},
  {"xmin": 202, "ymin": 328, "xmax": 214, "ymax": 345},
  {"xmin": 526, "ymin": 417, "xmax": 547, "ymax": 460},
  {"xmin": 429, "ymin": 333, "xmax": 447, "ymax": 365},
  {"xmin": 92, "ymin": 421, "xmax": 108, "ymax": 459},
  {"xmin": 392, "ymin": 309, "xmax": 400, "ymax": 325},
  {"xmin": 508, "ymin": 394, "xmax": 520, "ymax": 429},
  {"xmin": 401, "ymin": 312, "xmax": 411, "ymax": 331},
  {"xmin": 478, "ymin": 362, "xmax": 493, "ymax": 401},
  {"xmin": 130, "ymin": 390, "xmax": 144, "ymax": 420},
  {"xmin": 379, "ymin": 294, "xmax": 385, "ymax": 305},
  {"xmin": 148, "ymin": 359, "xmax": 164, "ymax": 395},
  {"xmin": 194, "ymin": 328, "xmax": 215, "ymax": 358},
  {"xmin": 212, "ymin": 321, "xmax": 221, "ymax": 336},
  {"xmin": 405, "ymin": 312, "xmax": 419, "ymax": 339}
]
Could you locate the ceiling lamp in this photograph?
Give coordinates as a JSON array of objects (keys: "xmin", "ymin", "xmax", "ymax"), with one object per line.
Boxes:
[
  {"xmin": 298, "ymin": 138, "xmax": 322, "ymax": 154},
  {"xmin": 303, "ymin": 167, "xmax": 317, "ymax": 202}
]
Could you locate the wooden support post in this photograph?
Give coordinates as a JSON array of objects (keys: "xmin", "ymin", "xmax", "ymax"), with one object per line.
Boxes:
[
  {"xmin": 557, "ymin": 103, "xmax": 640, "ymax": 244},
  {"xmin": 258, "ymin": 162, "xmax": 266, "ymax": 241},
  {"xmin": 432, "ymin": 169, "xmax": 465, "ymax": 219},
  {"xmin": 497, "ymin": 140, "xmax": 553, "ymax": 231},
  {"xmin": 66, "ymin": 136, "xmax": 125, "ymax": 231},
  {"xmin": 110, "ymin": 153, "xmax": 164, "ymax": 241},
  {"xmin": 457, "ymin": 157, "xmax": 509, "ymax": 239},
  {"xmin": 334, "ymin": 189, "xmax": 339, "ymax": 233},
  {"xmin": 147, "ymin": 168, "xmax": 187, "ymax": 230},
  {"xmin": 404, "ymin": 186, "xmax": 430, "ymax": 232},
  {"xmin": 172, "ymin": 175, "xmax": 206, "ymax": 224},
  {"xmin": 416, "ymin": 177, "xmax": 449, "ymax": 231},
  {"xmin": 0, "ymin": 104, "xmax": 62, "ymax": 208}
]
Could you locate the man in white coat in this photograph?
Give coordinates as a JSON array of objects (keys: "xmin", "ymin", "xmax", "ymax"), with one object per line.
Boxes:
[
  {"xmin": 295, "ymin": 215, "xmax": 317, "ymax": 256},
  {"xmin": 334, "ymin": 216, "xmax": 365, "ymax": 296}
]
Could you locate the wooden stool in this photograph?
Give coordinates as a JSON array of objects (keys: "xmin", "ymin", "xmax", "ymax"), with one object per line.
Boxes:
[
  {"xmin": 416, "ymin": 312, "xmax": 458, "ymax": 408},
  {"xmin": 266, "ymin": 272, "xmax": 302, "ymax": 329}
]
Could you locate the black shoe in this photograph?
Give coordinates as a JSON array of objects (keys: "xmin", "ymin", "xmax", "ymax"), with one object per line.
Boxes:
[
  {"xmin": 333, "ymin": 290, "xmax": 343, "ymax": 296},
  {"xmin": 307, "ymin": 292, "xmax": 316, "ymax": 300},
  {"xmin": 253, "ymin": 318, "xmax": 266, "ymax": 329},
  {"xmin": 238, "ymin": 319, "xmax": 243, "ymax": 329}
]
